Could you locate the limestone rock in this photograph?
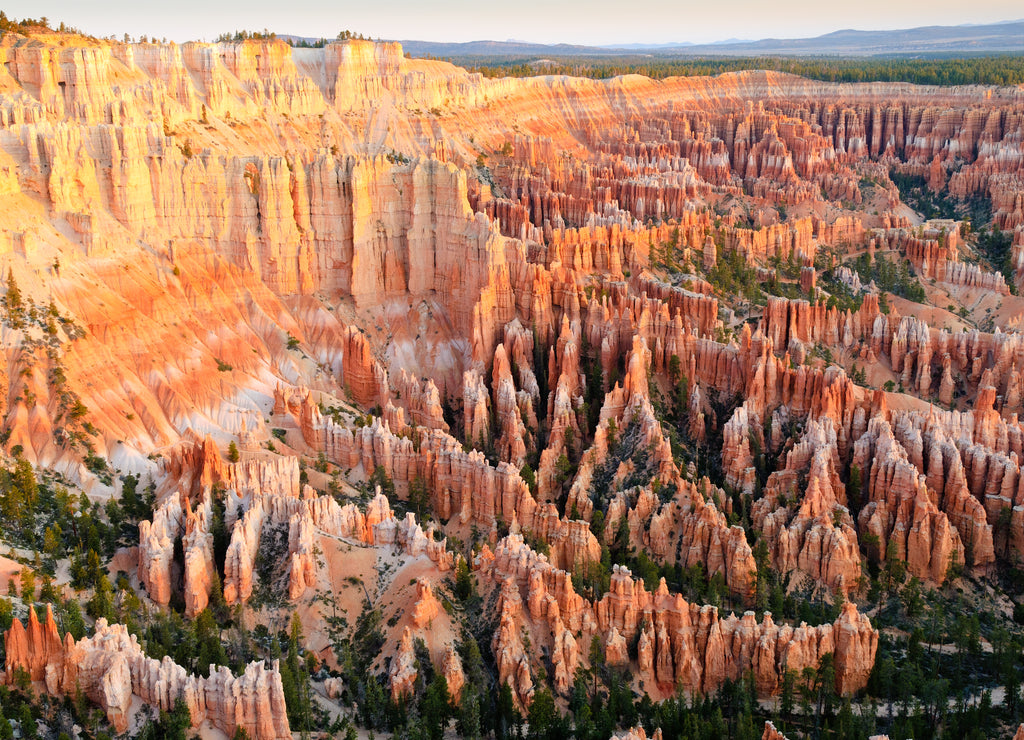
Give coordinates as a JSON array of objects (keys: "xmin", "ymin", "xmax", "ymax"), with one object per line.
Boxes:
[
  {"xmin": 138, "ymin": 493, "xmax": 185, "ymax": 607},
  {"xmin": 442, "ymin": 645, "xmax": 465, "ymax": 705},
  {"xmin": 4, "ymin": 615, "xmax": 290, "ymax": 739},
  {"xmin": 410, "ymin": 578, "xmax": 442, "ymax": 628},
  {"xmin": 389, "ymin": 627, "xmax": 419, "ymax": 702},
  {"xmin": 482, "ymin": 536, "xmax": 877, "ymax": 700}
]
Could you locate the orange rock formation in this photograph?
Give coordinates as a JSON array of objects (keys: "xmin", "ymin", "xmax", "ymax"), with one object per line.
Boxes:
[{"xmin": 3, "ymin": 607, "xmax": 290, "ymax": 739}]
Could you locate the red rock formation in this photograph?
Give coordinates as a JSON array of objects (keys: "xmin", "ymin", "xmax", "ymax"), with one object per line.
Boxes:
[
  {"xmin": 341, "ymin": 327, "xmax": 389, "ymax": 409},
  {"xmin": 483, "ymin": 535, "xmax": 878, "ymax": 700},
  {"xmin": 491, "ymin": 577, "xmax": 535, "ymax": 710},
  {"xmin": 463, "ymin": 369, "xmax": 491, "ymax": 445},
  {"xmin": 492, "ymin": 344, "xmax": 529, "ymax": 466},
  {"xmin": 442, "ymin": 645, "xmax": 465, "ymax": 705},
  {"xmin": 304, "ymin": 399, "xmax": 541, "ymax": 534},
  {"xmin": 138, "ymin": 493, "xmax": 185, "ymax": 606},
  {"xmin": 389, "ymin": 627, "xmax": 419, "ymax": 702},
  {"xmin": 562, "ymin": 334, "xmax": 757, "ymax": 600},
  {"xmin": 853, "ymin": 415, "xmax": 964, "ymax": 582},
  {"xmin": 287, "ymin": 509, "xmax": 317, "ymax": 600},
  {"xmin": 723, "ymin": 402, "xmax": 760, "ymax": 495},
  {"xmin": 4, "ymin": 614, "xmax": 290, "ymax": 739},
  {"xmin": 3, "ymin": 604, "xmax": 65, "ymax": 684},
  {"xmin": 605, "ymin": 626, "xmax": 629, "ymax": 666},
  {"xmin": 753, "ymin": 419, "xmax": 862, "ymax": 593},
  {"xmin": 411, "ymin": 578, "xmax": 442, "ymax": 628},
  {"xmin": 224, "ymin": 498, "xmax": 265, "ymax": 606},
  {"xmin": 392, "ymin": 370, "xmax": 449, "ymax": 433},
  {"xmin": 183, "ymin": 495, "xmax": 214, "ymax": 617}
]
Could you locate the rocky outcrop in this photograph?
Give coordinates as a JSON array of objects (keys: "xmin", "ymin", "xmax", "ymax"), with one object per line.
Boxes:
[
  {"xmin": 492, "ymin": 344, "xmax": 529, "ymax": 466},
  {"xmin": 341, "ymin": 327, "xmax": 390, "ymax": 409},
  {"xmin": 611, "ymin": 727, "xmax": 663, "ymax": 740},
  {"xmin": 753, "ymin": 419, "xmax": 862, "ymax": 593},
  {"xmin": 303, "ymin": 397, "xmax": 540, "ymax": 533},
  {"xmin": 137, "ymin": 493, "xmax": 185, "ymax": 606},
  {"xmin": 442, "ymin": 645, "xmax": 465, "ymax": 705},
  {"xmin": 3, "ymin": 604, "xmax": 65, "ymax": 684},
  {"xmin": 483, "ymin": 535, "xmax": 877, "ymax": 701},
  {"xmin": 762, "ymin": 291, "xmax": 1024, "ymax": 416},
  {"xmin": 392, "ymin": 370, "xmax": 448, "ymax": 433},
  {"xmin": 287, "ymin": 509, "xmax": 317, "ymax": 601},
  {"xmin": 324, "ymin": 677, "xmax": 345, "ymax": 699},
  {"xmin": 605, "ymin": 626, "xmax": 629, "ymax": 667},
  {"xmin": 183, "ymin": 495, "xmax": 215, "ymax": 617},
  {"xmin": 890, "ymin": 411, "xmax": 995, "ymax": 569},
  {"xmin": 491, "ymin": 578, "xmax": 535, "ymax": 711},
  {"xmin": 463, "ymin": 369, "xmax": 491, "ymax": 445},
  {"xmin": 723, "ymin": 402, "xmax": 760, "ymax": 495},
  {"xmin": 3, "ymin": 611, "xmax": 290, "ymax": 739},
  {"xmin": 224, "ymin": 497, "xmax": 265, "ymax": 606},
  {"xmin": 389, "ymin": 627, "xmax": 419, "ymax": 702},
  {"xmin": 159, "ymin": 436, "xmax": 461, "ymax": 606},
  {"xmin": 853, "ymin": 415, "xmax": 964, "ymax": 582},
  {"xmin": 564, "ymin": 335, "xmax": 757, "ymax": 600},
  {"xmin": 410, "ymin": 578, "xmax": 442, "ymax": 628},
  {"xmin": 593, "ymin": 568, "xmax": 876, "ymax": 697}
]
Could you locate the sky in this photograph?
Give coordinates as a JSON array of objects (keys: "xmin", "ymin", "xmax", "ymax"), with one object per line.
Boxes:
[{"xmin": 3, "ymin": 0, "xmax": 1022, "ymax": 46}]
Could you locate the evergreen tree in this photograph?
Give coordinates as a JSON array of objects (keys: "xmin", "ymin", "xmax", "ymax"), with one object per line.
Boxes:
[
  {"xmin": 527, "ymin": 687, "xmax": 557, "ymax": 740},
  {"xmin": 194, "ymin": 609, "xmax": 228, "ymax": 677},
  {"xmin": 421, "ymin": 673, "xmax": 451, "ymax": 740},
  {"xmin": 456, "ymin": 685, "xmax": 480, "ymax": 739},
  {"xmin": 495, "ymin": 682, "xmax": 519, "ymax": 740},
  {"xmin": 0, "ymin": 701, "xmax": 12, "ymax": 740}
]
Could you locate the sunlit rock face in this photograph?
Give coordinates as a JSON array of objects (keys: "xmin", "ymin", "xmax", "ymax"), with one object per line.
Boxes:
[
  {"xmin": 2, "ymin": 27, "xmax": 1024, "ymax": 721},
  {"xmin": 3, "ymin": 607, "xmax": 290, "ymax": 739}
]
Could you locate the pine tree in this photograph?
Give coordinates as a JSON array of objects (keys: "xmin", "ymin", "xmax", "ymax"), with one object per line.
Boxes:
[
  {"xmin": 0, "ymin": 701, "xmax": 12, "ymax": 740},
  {"xmin": 421, "ymin": 673, "xmax": 451, "ymax": 740},
  {"xmin": 526, "ymin": 687, "xmax": 556, "ymax": 740},
  {"xmin": 456, "ymin": 685, "xmax": 480, "ymax": 739},
  {"xmin": 5, "ymin": 272, "xmax": 23, "ymax": 328},
  {"xmin": 19, "ymin": 568, "xmax": 35, "ymax": 601}
]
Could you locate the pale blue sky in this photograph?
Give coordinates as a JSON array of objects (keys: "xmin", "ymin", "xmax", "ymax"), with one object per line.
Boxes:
[{"xmin": 4, "ymin": 0, "xmax": 1022, "ymax": 46}]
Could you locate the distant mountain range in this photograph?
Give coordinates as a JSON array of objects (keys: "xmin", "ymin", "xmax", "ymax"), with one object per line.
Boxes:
[{"xmin": 384, "ymin": 19, "xmax": 1024, "ymax": 58}]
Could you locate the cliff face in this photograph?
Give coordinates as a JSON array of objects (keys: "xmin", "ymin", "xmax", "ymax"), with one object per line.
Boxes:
[
  {"xmin": 0, "ymin": 32, "xmax": 1018, "ymax": 478},
  {"xmin": 0, "ymin": 32, "xmax": 1012, "ymax": 481},
  {"xmin": 2, "ymin": 29, "xmax": 1024, "ymax": 718}
]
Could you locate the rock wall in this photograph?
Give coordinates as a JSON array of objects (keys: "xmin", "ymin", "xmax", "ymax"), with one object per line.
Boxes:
[
  {"xmin": 3, "ymin": 606, "xmax": 290, "ymax": 740},
  {"xmin": 482, "ymin": 535, "xmax": 877, "ymax": 707}
]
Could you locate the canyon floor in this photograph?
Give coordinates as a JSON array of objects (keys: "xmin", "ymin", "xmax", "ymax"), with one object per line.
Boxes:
[{"xmin": 0, "ymin": 25, "xmax": 1022, "ymax": 740}]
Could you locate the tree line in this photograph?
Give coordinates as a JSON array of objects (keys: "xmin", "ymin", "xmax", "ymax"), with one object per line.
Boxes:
[{"xmin": 440, "ymin": 54, "xmax": 1024, "ymax": 87}]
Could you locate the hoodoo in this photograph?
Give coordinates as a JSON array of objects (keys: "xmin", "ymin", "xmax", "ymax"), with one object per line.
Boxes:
[{"xmin": 0, "ymin": 13, "xmax": 1022, "ymax": 740}]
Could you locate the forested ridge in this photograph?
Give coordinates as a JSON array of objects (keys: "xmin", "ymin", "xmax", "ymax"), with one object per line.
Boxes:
[{"xmin": 435, "ymin": 54, "xmax": 1024, "ymax": 86}]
